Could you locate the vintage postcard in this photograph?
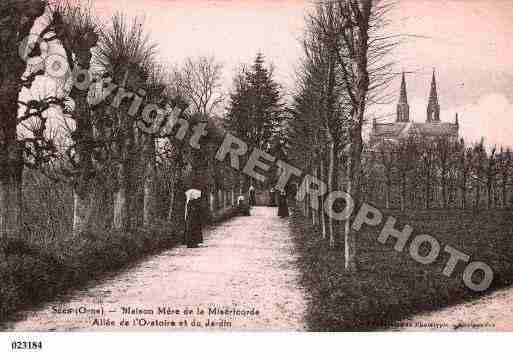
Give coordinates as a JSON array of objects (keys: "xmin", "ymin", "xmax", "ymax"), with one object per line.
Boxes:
[{"xmin": 1, "ymin": 0, "xmax": 513, "ymax": 342}]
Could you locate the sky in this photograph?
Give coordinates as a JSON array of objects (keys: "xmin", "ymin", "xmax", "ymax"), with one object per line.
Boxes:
[{"xmin": 28, "ymin": 0, "xmax": 513, "ymax": 148}]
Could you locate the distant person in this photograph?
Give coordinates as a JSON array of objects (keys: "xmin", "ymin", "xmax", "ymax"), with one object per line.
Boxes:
[
  {"xmin": 249, "ymin": 185, "xmax": 256, "ymax": 206},
  {"xmin": 277, "ymin": 189, "xmax": 289, "ymax": 218},
  {"xmin": 184, "ymin": 188, "xmax": 203, "ymax": 248},
  {"xmin": 237, "ymin": 194, "xmax": 250, "ymax": 216},
  {"xmin": 269, "ymin": 187, "xmax": 276, "ymax": 207}
]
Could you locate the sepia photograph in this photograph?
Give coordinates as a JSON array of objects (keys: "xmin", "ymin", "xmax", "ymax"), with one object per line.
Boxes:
[{"xmin": 1, "ymin": 0, "xmax": 513, "ymax": 352}]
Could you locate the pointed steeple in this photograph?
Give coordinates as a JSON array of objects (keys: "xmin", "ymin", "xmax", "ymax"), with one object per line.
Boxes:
[
  {"xmin": 400, "ymin": 72, "xmax": 408, "ymax": 103},
  {"xmin": 396, "ymin": 72, "xmax": 410, "ymax": 123},
  {"xmin": 429, "ymin": 69, "xmax": 438, "ymax": 102},
  {"xmin": 427, "ymin": 68, "xmax": 440, "ymax": 123}
]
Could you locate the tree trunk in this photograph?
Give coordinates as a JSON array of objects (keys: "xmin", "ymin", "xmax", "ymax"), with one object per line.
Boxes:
[
  {"xmin": 312, "ymin": 165, "xmax": 318, "ymax": 226},
  {"xmin": 474, "ymin": 182, "xmax": 480, "ymax": 210},
  {"xmin": 96, "ymin": 184, "xmax": 111, "ymax": 231},
  {"xmin": 425, "ymin": 170, "xmax": 431, "ymax": 210},
  {"xmin": 487, "ymin": 182, "xmax": 493, "ymax": 210},
  {"xmin": 304, "ymin": 174, "xmax": 311, "ymax": 220},
  {"xmin": 212, "ymin": 185, "xmax": 218, "ymax": 211},
  {"xmin": 71, "ymin": 74, "xmax": 98, "ymax": 235},
  {"xmin": 0, "ymin": 142, "xmax": 23, "ymax": 238},
  {"xmin": 0, "ymin": 5, "xmax": 42, "ymax": 240},
  {"xmin": 341, "ymin": 0, "xmax": 372, "ymax": 271},
  {"xmin": 400, "ymin": 175, "xmax": 406, "ymax": 212},
  {"xmin": 72, "ymin": 190, "xmax": 94, "ymax": 236},
  {"xmin": 168, "ymin": 153, "xmax": 183, "ymax": 221},
  {"xmin": 209, "ymin": 191, "xmax": 214, "ymax": 213},
  {"xmin": 113, "ymin": 151, "xmax": 133, "ymax": 231},
  {"xmin": 345, "ymin": 137, "xmax": 363, "ymax": 271},
  {"xmin": 461, "ymin": 176, "xmax": 467, "ymax": 210},
  {"xmin": 168, "ymin": 174, "xmax": 177, "ymax": 221},
  {"xmin": 143, "ymin": 137, "xmax": 157, "ymax": 227},
  {"xmin": 113, "ymin": 184, "xmax": 128, "ymax": 230},
  {"xmin": 502, "ymin": 176, "xmax": 508, "ymax": 209},
  {"xmin": 441, "ymin": 174, "xmax": 447, "ymax": 209},
  {"xmin": 320, "ymin": 158, "xmax": 327, "ymax": 239},
  {"xmin": 72, "ymin": 185, "xmax": 100, "ymax": 235},
  {"xmin": 385, "ymin": 176, "xmax": 391, "ymax": 210},
  {"xmin": 302, "ymin": 190, "xmax": 307, "ymax": 216},
  {"xmin": 113, "ymin": 151, "xmax": 132, "ymax": 231},
  {"xmin": 113, "ymin": 110, "xmax": 136, "ymax": 231},
  {"xmin": 327, "ymin": 141, "xmax": 335, "ymax": 247}
]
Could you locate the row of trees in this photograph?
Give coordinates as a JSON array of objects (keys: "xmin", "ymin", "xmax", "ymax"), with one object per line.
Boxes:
[
  {"xmin": 287, "ymin": 0, "xmax": 394, "ymax": 269},
  {"xmin": 0, "ymin": 1, "xmax": 213, "ymax": 241},
  {"xmin": 368, "ymin": 137, "xmax": 513, "ymax": 211},
  {"xmin": 288, "ymin": 1, "xmax": 513, "ymax": 271},
  {"xmin": 0, "ymin": 0, "xmax": 286, "ymax": 243}
]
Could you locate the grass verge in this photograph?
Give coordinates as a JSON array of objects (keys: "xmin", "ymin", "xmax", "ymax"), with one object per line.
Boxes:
[
  {"xmin": 289, "ymin": 206, "xmax": 513, "ymax": 331},
  {"xmin": 0, "ymin": 207, "xmax": 240, "ymax": 326}
]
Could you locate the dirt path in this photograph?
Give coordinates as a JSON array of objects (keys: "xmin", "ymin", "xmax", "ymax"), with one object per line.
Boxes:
[
  {"xmin": 396, "ymin": 287, "xmax": 513, "ymax": 331},
  {"xmin": 5, "ymin": 207, "xmax": 307, "ymax": 331}
]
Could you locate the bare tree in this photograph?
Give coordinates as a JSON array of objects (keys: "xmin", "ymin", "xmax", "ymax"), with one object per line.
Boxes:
[
  {"xmin": 49, "ymin": 1, "xmax": 100, "ymax": 235},
  {"xmin": 322, "ymin": 0, "xmax": 395, "ymax": 269},
  {"xmin": 434, "ymin": 137, "xmax": 454, "ymax": 209},
  {"xmin": 294, "ymin": 1, "xmax": 394, "ymax": 261},
  {"xmin": 457, "ymin": 139, "xmax": 472, "ymax": 209},
  {"xmin": 95, "ymin": 13, "xmax": 156, "ymax": 231},
  {"xmin": 142, "ymin": 64, "xmax": 168, "ymax": 227},
  {"xmin": 471, "ymin": 141, "xmax": 486, "ymax": 210},
  {"xmin": 0, "ymin": 1, "xmax": 47, "ymax": 238},
  {"xmin": 377, "ymin": 140, "xmax": 394, "ymax": 210},
  {"xmin": 420, "ymin": 140, "xmax": 436, "ymax": 210},
  {"xmin": 484, "ymin": 147, "xmax": 498, "ymax": 210},
  {"xmin": 498, "ymin": 148, "xmax": 512, "ymax": 209},
  {"xmin": 299, "ymin": 2, "xmax": 349, "ymax": 247},
  {"xmin": 173, "ymin": 55, "xmax": 224, "ymax": 118},
  {"xmin": 396, "ymin": 138, "xmax": 418, "ymax": 211}
]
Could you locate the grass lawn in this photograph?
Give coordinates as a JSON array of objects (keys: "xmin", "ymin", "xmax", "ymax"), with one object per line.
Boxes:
[{"xmin": 289, "ymin": 207, "xmax": 513, "ymax": 331}]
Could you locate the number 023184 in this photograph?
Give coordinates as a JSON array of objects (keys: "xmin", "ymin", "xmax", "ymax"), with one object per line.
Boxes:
[{"xmin": 11, "ymin": 341, "xmax": 43, "ymax": 350}]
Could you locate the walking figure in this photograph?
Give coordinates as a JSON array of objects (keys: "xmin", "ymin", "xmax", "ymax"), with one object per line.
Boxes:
[
  {"xmin": 184, "ymin": 188, "xmax": 203, "ymax": 248},
  {"xmin": 249, "ymin": 185, "xmax": 256, "ymax": 206},
  {"xmin": 269, "ymin": 187, "xmax": 277, "ymax": 207},
  {"xmin": 237, "ymin": 194, "xmax": 250, "ymax": 216},
  {"xmin": 277, "ymin": 189, "xmax": 289, "ymax": 218}
]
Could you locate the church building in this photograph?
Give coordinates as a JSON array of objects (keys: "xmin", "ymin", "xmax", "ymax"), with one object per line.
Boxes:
[{"xmin": 369, "ymin": 70, "xmax": 459, "ymax": 146}]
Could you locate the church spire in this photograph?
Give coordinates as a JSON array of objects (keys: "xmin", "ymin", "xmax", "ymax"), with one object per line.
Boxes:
[
  {"xmin": 427, "ymin": 68, "xmax": 440, "ymax": 123},
  {"xmin": 400, "ymin": 72, "xmax": 408, "ymax": 102},
  {"xmin": 396, "ymin": 72, "xmax": 410, "ymax": 123}
]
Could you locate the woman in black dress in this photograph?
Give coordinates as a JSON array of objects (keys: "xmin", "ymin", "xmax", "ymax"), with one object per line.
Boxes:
[
  {"xmin": 184, "ymin": 189, "xmax": 203, "ymax": 248},
  {"xmin": 249, "ymin": 185, "xmax": 256, "ymax": 206},
  {"xmin": 277, "ymin": 190, "xmax": 289, "ymax": 218},
  {"xmin": 269, "ymin": 188, "xmax": 277, "ymax": 207}
]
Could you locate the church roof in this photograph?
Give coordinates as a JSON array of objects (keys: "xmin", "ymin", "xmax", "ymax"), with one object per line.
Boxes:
[
  {"xmin": 414, "ymin": 123, "xmax": 459, "ymax": 137},
  {"xmin": 372, "ymin": 123, "xmax": 407, "ymax": 137},
  {"xmin": 370, "ymin": 68, "xmax": 459, "ymax": 144},
  {"xmin": 371, "ymin": 122, "xmax": 458, "ymax": 141}
]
